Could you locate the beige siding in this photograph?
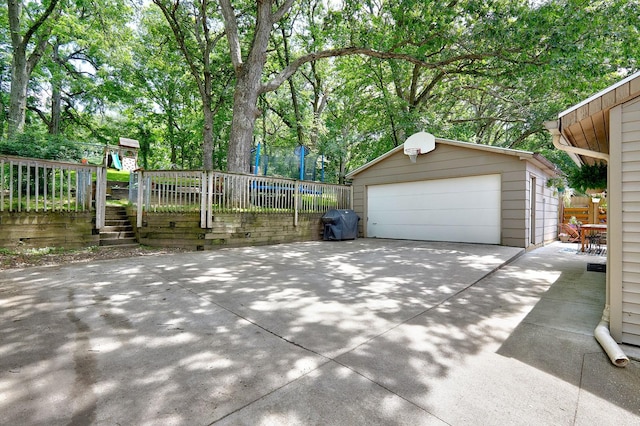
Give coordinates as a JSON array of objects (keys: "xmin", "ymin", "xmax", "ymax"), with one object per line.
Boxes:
[
  {"xmin": 350, "ymin": 143, "xmax": 555, "ymax": 248},
  {"xmin": 502, "ymin": 170, "xmax": 527, "ymax": 247},
  {"xmin": 620, "ymin": 97, "xmax": 640, "ymax": 344},
  {"xmin": 526, "ymin": 163, "xmax": 560, "ymax": 246}
]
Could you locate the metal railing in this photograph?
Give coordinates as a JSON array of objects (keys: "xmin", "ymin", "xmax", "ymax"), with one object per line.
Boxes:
[{"xmin": 132, "ymin": 170, "xmax": 352, "ymax": 228}]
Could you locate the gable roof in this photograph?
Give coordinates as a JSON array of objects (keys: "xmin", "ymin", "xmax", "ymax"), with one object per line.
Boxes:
[
  {"xmin": 346, "ymin": 137, "xmax": 557, "ymax": 179},
  {"xmin": 119, "ymin": 137, "xmax": 140, "ymax": 149}
]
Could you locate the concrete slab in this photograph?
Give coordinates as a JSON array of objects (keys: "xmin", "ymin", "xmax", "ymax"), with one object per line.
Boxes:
[
  {"xmin": 172, "ymin": 240, "xmax": 522, "ymax": 359},
  {"xmin": 1, "ymin": 240, "xmax": 639, "ymax": 425},
  {"xmin": 215, "ymin": 362, "xmax": 447, "ymax": 426},
  {"xmin": 575, "ymin": 353, "xmax": 640, "ymax": 424},
  {"xmin": 1, "ymin": 266, "xmax": 326, "ymax": 425}
]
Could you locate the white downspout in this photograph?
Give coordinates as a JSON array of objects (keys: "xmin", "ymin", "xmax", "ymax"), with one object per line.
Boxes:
[
  {"xmin": 544, "ymin": 121, "xmax": 610, "ymax": 163},
  {"xmin": 544, "ymin": 121, "xmax": 627, "ymax": 367},
  {"xmin": 595, "ymin": 306, "xmax": 629, "ymax": 367}
]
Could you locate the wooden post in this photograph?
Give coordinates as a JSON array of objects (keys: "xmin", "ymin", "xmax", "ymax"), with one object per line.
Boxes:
[
  {"xmin": 136, "ymin": 171, "xmax": 144, "ymax": 228},
  {"xmin": 95, "ymin": 167, "xmax": 106, "ymax": 229},
  {"xmin": 589, "ymin": 196, "xmax": 603, "ymax": 224},
  {"xmin": 294, "ymin": 183, "xmax": 299, "ymax": 227}
]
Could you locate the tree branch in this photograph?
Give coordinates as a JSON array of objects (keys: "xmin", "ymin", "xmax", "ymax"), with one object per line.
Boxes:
[
  {"xmin": 219, "ymin": 0, "xmax": 242, "ymax": 72},
  {"xmin": 450, "ymin": 117, "xmax": 527, "ymax": 124},
  {"xmin": 153, "ymin": 0, "xmax": 206, "ymax": 98},
  {"xmin": 272, "ymin": 0, "xmax": 295, "ymax": 23},
  {"xmin": 260, "ymin": 46, "xmax": 523, "ymax": 94},
  {"xmin": 27, "ymin": 33, "xmax": 53, "ymax": 75},
  {"xmin": 20, "ymin": 0, "xmax": 60, "ymax": 47},
  {"xmin": 27, "ymin": 105, "xmax": 50, "ymax": 126}
]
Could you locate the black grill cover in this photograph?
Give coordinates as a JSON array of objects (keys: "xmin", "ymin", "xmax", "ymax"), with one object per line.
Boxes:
[{"xmin": 322, "ymin": 209, "xmax": 360, "ymax": 241}]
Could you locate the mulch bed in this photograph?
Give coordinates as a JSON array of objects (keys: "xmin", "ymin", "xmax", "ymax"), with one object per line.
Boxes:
[{"xmin": 0, "ymin": 246, "xmax": 192, "ymax": 271}]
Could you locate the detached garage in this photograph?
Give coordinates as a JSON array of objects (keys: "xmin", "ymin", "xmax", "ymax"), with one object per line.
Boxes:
[{"xmin": 346, "ymin": 133, "xmax": 560, "ymax": 248}]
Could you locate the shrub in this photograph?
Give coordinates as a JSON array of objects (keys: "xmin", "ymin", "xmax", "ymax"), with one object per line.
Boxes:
[{"xmin": 0, "ymin": 131, "xmax": 82, "ymax": 161}]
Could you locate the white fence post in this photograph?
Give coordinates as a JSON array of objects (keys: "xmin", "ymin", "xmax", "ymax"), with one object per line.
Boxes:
[
  {"xmin": 137, "ymin": 171, "xmax": 144, "ymax": 227},
  {"xmin": 95, "ymin": 166, "xmax": 107, "ymax": 229},
  {"xmin": 294, "ymin": 183, "xmax": 299, "ymax": 227},
  {"xmin": 200, "ymin": 171, "xmax": 207, "ymax": 228}
]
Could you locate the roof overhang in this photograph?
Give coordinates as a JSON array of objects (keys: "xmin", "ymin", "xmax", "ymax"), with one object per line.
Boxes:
[
  {"xmin": 119, "ymin": 137, "xmax": 140, "ymax": 149},
  {"xmin": 550, "ymin": 71, "xmax": 640, "ymax": 166},
  {"xmin": 346, "ymin": 137, "xmax": 558, "ymax": 179}
]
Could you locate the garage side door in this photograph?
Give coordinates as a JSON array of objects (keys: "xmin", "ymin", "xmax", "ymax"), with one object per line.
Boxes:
[{"xmin": 367, "ymin": 174, "xmax": 501, "ymax": 244}]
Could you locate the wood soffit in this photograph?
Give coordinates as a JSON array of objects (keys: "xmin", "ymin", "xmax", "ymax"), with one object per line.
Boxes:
[{"xmin": 558, "ymin": 73, "xmax": 640, "ymax": 164}]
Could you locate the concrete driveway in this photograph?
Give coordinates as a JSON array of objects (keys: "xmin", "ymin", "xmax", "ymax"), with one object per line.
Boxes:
[{"xmin": 1, "ymin": 239, "xmax": 638, "ymax": 425}]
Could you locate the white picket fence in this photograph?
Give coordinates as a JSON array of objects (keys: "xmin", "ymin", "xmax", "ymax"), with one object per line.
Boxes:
[
  {"xmin": 1, "ymin": 155, "xmax": 106, "ymax": 228},
  {"xmin": 130, "ymin": 170, "xmax": 352, "ymax": 228}
]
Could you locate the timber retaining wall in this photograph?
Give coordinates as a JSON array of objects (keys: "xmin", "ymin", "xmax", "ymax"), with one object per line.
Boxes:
[
  {"xmin": 0, "ymin": 211, "xmax": 98, "ymax": 249},
  {"xmin": 0, "ymin": 210, "xmax": 326, "ymax": 251},
  {"xmin": 128, "ymin": 209, "xmax": 325, "ymax": 250}
]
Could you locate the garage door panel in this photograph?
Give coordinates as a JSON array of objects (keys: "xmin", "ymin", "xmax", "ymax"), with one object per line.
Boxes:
[
  {"xmin": 372, "ymin": 209, "xmax": 499, "ymax": 227},
  {"xmin": 369, "ymin": 188, "xmax": 499, "ymax": 209},
  {"xmin": 367, "ymin": 175, "xmax": 501, "ymax": 244},
  {"xmin": 368, "ymin": 224, "xmax": 498, "ymax": 244}
]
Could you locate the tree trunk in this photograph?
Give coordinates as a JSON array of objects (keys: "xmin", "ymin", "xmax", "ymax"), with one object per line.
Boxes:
[
  {"xmin": 48, "ymin": 41, "xmax": 62, "ymax": 135},
  {"xmin": 202, "ymin": 96, "xmax": 214, "ymax": 171},
  {"xmin": 7, "ymin": 0, "xmax": 59, "ymax": 137},
  {"xmin": 167, "ymin": 102, "xmax": 177, "ymax": 166},
  {"xmin": 0, "ymin": 97, "xmax": 7, "ymax": 139},
  {"xmin": 49, "ymin": 83, "xmax": 61, "ymax": 135},
  {"xmin": 339, "ymin": 157, "xmax": 346, "ymax": 185},
  {"xmin": 8, "ymin": 48, "xmax": 29, "ymax": 137},
  {"xmin": 280, "ymin": 25, "xmax": 304, "ymax": 146},
  {"xmin": 223, "ymin": 0, "xmax": 275, "ymax": 174},
  {"xmin": 227, "ymin": 69, "xmax": 260, "ymax": 173},
  {"xmin": 201, "ymin": 21, "xmax": 215, "ymax": 171}
]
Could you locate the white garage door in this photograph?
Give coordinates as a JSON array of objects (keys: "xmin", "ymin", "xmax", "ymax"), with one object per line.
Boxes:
[{"xmin": 367, "ymin": 174, "xmax": 501, "ymax": 244}]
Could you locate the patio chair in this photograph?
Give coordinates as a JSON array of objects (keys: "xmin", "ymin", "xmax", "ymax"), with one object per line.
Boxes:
[
  {"xmin": 586, "ymin": 230, "xmax": 607, "ymax": 255},
  {"xmin": 560, "ymin": 223, "xmax": 581, "ymax": 243}
]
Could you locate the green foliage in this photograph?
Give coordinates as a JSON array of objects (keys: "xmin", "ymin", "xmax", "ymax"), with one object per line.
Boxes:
[
  {"xmin": 0, "ymin": 131, "xmax": 82, "ymax": 161},
  {"xmin": 567, "ymin": 162, "xmax": 607, "ymax": 194},
  {"xmin": 2, "ymin": 0, "xmax": 638, "ymax": 180}
]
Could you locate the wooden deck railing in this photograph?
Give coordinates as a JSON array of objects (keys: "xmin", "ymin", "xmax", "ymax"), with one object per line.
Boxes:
[
  {"xmin": 1, "ymin": 155, "xmax": 106, "ymax": 227},
  {"xmin": 131, "ymin": 170, "xmax": 352, "ymax": 228}
]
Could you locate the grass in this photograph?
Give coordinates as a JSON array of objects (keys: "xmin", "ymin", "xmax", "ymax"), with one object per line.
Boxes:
[
  {"xmin": 1, "ymin": 196, "xmax": 91, "ymax": 212},
  {"xmin": 107, "ymin": 169, "xmax": 130, "ymax": 183},
  {"xmin": 106, "ymin": 198, "xmax": 131, "ymax": 207}
]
